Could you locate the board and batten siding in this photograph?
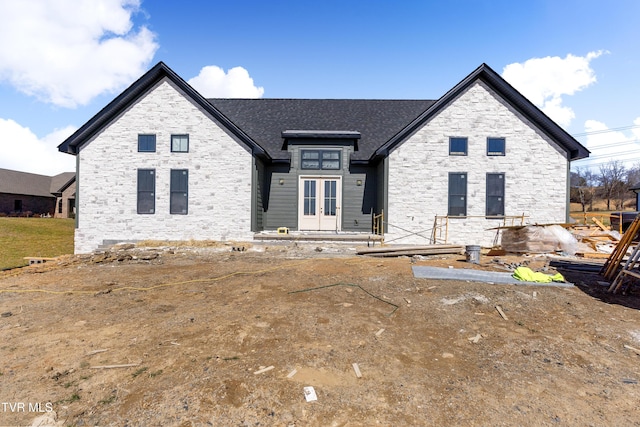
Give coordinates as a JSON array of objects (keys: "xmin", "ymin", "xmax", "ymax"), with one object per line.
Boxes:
[
  {"xmin": 74, "ymin": 78, "xmax": 254, "ymax": 253},
  {"xmin": 262, "ymin": 144, "xmax": 375, "ymax": 231},
  {"xmin": 386, "ymin": 81, "xmax": 569, "ymax": 247}
]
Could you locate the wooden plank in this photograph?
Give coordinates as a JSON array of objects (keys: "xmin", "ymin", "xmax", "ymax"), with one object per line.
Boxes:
[
  {"xmin": 495, "ymin": 305, "xmax": 508, "ymax": 320},
  {"xmin": 357, "ymin": 244, "xmax": 463, "ymax": 255},
  {"xmin": 591, "ymin": 217, "xmax": 609, "ymax": 231},
  {"xmin": 253, "ymin": 365, "xmax": 275, "ymax": 375},
  {"xmin": 621, "ymin": 269, "xmax": 640, "ymax": 280},
  {"xmin": 85, "ymin": 349, "xmax": 109, "ymax": 356},
  {"xmin": 623, "ymin": 344, "xmax": 640, "ymax": 355},
  {"xmin": 90, "ymin": 363, "xmax": 139, "ymax": 369},
  {"xmin": 352, "ymin": 363, "xmax": 362, "ymax": 378},
  {"xmin": 577, "ymin": 252, "xmax": 611, "ymax": 259},
  {"xmin": 363, "ymin": 248, "xmax": 464, "ymax": 257},
  {"xmin": 606, "ymin": 214, "xmax": 640, "ymax": 279}
]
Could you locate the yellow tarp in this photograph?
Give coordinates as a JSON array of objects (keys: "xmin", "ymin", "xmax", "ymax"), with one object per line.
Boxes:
[{"xmin": 512, "ymin": 266, "xmax": 565, "ymax": 283}]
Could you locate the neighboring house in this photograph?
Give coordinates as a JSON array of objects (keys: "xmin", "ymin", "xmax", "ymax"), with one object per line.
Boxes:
[
  {"xmin": 58, "ymin": 62, "xmax": 589, "ymax": 254},
  {"xmin": 0, "ymin": 168, "xmax": 76, "ymax": 218}
]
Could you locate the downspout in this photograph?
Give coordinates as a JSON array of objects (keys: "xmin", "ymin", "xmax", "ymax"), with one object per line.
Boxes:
[
  {"xmin": 251, "ymin": 156, "xmax": 257, "ymax": 232},
  {"xmin": 383, "ymin": 157, "xmax": 389, "ymax": 233},
  {"xmin": 566, "ymin": 159, "xmax": 571, "ymax": 223},
  {"xmin": 75, "ymin": 154, "xmax": 80, "ymax": 229}
]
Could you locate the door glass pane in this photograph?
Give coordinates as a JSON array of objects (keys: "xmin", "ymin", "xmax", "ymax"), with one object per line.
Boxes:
[
  {"xmin": 324, "ymin": 180, "xmax": 337, "ymax": 216},
  {"xmin": 304, "ymin": 180, "xmax": 316, "ymax": 215}
]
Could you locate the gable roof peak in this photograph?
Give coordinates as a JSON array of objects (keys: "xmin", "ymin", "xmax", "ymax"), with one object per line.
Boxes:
[
  {"xmin": 373, "ymin": 62, "xmax": 589, "ymax": 161},
  {"xmin": 57, "ymin": 61, "xmax": 268, "ymax": 159}
]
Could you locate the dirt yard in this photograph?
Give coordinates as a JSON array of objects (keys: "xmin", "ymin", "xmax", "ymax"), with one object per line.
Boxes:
[{"xmin": 1, "ymin": 242, "xmax": 639, "ymax": 427}]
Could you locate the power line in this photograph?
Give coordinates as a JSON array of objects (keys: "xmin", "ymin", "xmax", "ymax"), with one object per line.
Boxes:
[
  {"xmin": 572, "ymin": 124, "xmax": 640, "ymax": 137},
  {"xmin": 580, "ymin": 139, "xmax": 640, "ymax": 151}
]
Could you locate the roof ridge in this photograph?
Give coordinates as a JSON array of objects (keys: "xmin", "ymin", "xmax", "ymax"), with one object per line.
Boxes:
[{"xmin": 208, "ymin": 98, "xmax": 436, "ymax": 102}]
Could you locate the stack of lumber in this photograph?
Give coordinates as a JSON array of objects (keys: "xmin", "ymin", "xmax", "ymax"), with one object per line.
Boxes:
[
  {"xmin": 500, "ymin": 225, "xmax": 577, "ymax": 254},
  {"xmin": 357, "ymin": 244, "xmax": 464, "ymax": 257}
]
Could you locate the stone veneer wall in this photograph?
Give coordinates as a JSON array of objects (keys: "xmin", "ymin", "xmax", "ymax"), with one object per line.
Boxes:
[
  {"xmin": 386, "ymin": 81, "xmax": 569, "ymax": 247},
  {"xmin": 74, "ymin": 78, "xmax": 253, "ymax": 253}
]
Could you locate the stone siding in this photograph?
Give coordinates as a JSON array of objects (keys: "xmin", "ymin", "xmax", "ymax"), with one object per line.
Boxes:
[
  {"xmin": 386, "ymin": 81, "xmax": 569, "ymax": 246},
  {"xmin": 75, "ymin": 78, "xmax": 253, "ymax": 253}
]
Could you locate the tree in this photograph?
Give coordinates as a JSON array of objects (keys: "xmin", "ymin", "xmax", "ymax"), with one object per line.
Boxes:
[
  {"xmin": 570, "ymin": 167, "xmax": 595, "ymax": 212},
  {"xmin": 597, "ymin": 160, "xmax": 626, "ymax": 211}
]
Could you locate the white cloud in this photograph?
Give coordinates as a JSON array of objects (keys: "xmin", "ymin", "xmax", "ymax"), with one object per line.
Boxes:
[
  {"xmin": 0, "ymin": 0, "xmax": 158, "ymax": 108},
  {"xmin": 502, "ymin": 51, "xmax": 604, "ymax": 128},
  {"xmin": 581, "ymin": 118, "xmax": 640, "ymax": 169},
  {"xmin": 0, "ymin": 119, "xmax": 76, "ymax": 175},
  {"xmin": 188, "ymin": 65, "xmax": 265, "ymax": 98}
]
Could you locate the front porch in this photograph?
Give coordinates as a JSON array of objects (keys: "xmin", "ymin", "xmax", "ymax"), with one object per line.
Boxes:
[{"xmin": 253, "ymin": 231, "xmax": 384, "ymax": 245}]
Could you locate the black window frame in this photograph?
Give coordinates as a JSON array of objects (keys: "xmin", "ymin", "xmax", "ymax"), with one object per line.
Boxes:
[
  {"xmin": 300, "ymin": 149, "xmax": 341, "ymax": 170},
  {"xmin": 170, "ymin": 169, "xmax": 189, "ymax": 215},
  {"xmin": 171, "ymin": 134, "xmax": 189, "ymax": 153},
  {"xmin": 449, "ymin": 137, "xmax": 468, "ymax": 156},
  {"xmin": 486, "ymin": 173, "xmax": 505, "ymax": 218},
  {"xmin": 448, "ymin": 172, "xmax": 467, "ymax": 217},
  {"xmin": 137, "ymin": 134, "xmax": 156, "ymax": 152},
  {"xmin": 137, "ymin": 169, "xmax": 156, "ymax": 214},
  {"xmin": 487, "ymin": 137, "xmax": 506, "ymax": 156}
]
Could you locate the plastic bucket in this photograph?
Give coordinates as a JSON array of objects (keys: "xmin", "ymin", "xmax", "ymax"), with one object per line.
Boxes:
[{"xmin": 465, "ymin": 245, "xmax": 481, "ymax": 264}]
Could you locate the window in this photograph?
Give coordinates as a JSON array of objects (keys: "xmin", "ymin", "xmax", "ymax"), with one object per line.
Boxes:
[
  {"xmin": 171, "ymin": 134, "xmax": 189, "ymax": 152},
  {"xmin": 487, "ymin": 137, "xmax": 505, "ymax": 156},
  {"xmin": 58, "ymin": 199, "xmax": 63, "ymax": 214},
  {"xmin": 170, "ymin": 169, "xmax": 189, "ymax": 214},
  {"xmin": 449, "ymin": 137, "xmax": 468, "ymax": 156},
  {"xmin": 301, "ymin": 150, "xmax": 341, "ymax": 170},
  {"xmin": 14, "ymin": 200, "xmax": 22, "ymax": 212},
  {"xmin": 138, "ymin": 134, "xmax": 156, "ymax": 152},
  {"xmin": 137, "ymin": 169, "xmax": 155, "ymax": 214},
  {"xmin": 448, "ymin": 172, "xmax": 467, "ymax": 216},
  {"xmin": 486, "ymin": 173, "xmax": 505, "ymax": 217}
]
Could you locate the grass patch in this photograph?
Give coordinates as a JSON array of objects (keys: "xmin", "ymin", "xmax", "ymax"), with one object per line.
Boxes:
[
  {"xmin": 56, "ymin": 393, "xmax": 81, "ymax": 404},
  {"xmin": 132, "ymin": 367, "xmax": 148, "ymax": 378},
  {"xmin": 0, "ymin": 218, "xmax": 74, "ymax": 270}
]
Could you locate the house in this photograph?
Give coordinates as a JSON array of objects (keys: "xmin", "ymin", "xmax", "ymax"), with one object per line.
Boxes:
[
  {"xmin": 58, "ymin": 62, "xmax": 589, "ymax": 254},
  {"xmin": 0, "ymin": 168, "xmax": 75, "ymax": 218}
]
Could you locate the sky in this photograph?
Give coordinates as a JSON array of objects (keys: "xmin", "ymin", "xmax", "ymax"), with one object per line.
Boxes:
[{"xmin": 1, "ymin": 0, "xmax": 639, "ymax": 176}]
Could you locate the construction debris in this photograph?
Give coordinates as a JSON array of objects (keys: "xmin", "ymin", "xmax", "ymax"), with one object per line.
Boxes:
[
  {"xmin": 253, "ymin": 365, "xmax": 275, "ymax": 375},
  {"xmin": 303, "ymin": 386, "xmax": 318, "ymax": 402},
  {"xmin": 352, "ymin": 363, "xmax": 363, "ymax": 378},
  {"xmin": 623, "ymin": 344, "xmax": 640, "ymax": 356},
  {"xmin": 495, "ymin": 306, "xmax": 508, "ymax": 320},
  {"xmin": 468, "ymin": 333, "xmax": 483, "ymax": 343},
  {"xmin": 500, "ymin": 225, "xmax": 578, "ymax": 255},
  {"xmin": 90, "ymin": 363, "xmax": 140, "ymax": 369}
]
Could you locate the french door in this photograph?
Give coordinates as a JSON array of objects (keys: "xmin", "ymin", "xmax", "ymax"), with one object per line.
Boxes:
[{"xmin": 298, "ymin": 176, "xmax": 341, "ymax": 231}]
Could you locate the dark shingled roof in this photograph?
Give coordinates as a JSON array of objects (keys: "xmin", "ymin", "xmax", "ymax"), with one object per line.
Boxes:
[
  {"xmin": 0, "ymin": 168, "xmax": 70, "ymax": 198},
  {"xmin": 58, "ymin": 62, "xmax": 589, "ymax": 163},
  {"xmin": 50, "ymin": 172, "xmax": 75, "ymax": 195},
  {"xmin": 208, "ymin": 99, "xmax": 436, "ymax": 162}
]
